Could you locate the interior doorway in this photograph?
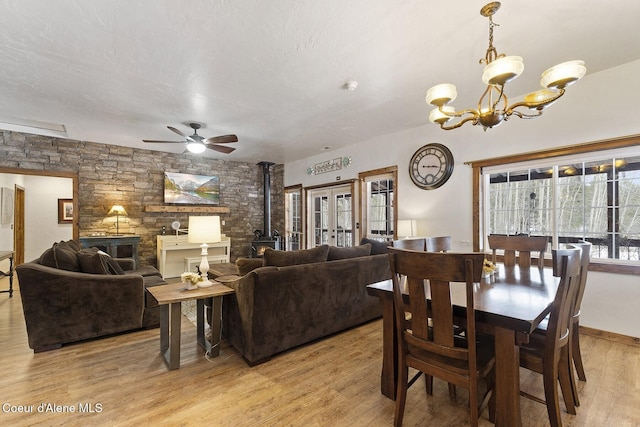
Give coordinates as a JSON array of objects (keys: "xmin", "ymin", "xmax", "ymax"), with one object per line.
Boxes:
[{"xmin": 14, "ymin": 186, "xmax": 25, "ymax": 265}]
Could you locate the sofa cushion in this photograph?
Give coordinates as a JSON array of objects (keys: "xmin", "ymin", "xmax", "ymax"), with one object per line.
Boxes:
[
  {"xmin": 263, "ymin": 244, "xmax": 329, "ymax": 267},
  {"xmin": 39, "ymin": 241, "xmax": 82, "ymax": 271},
  {"xmin": 126, "ymin": 265, "xmax": 161, "ymax": 277},
  {"xmin": 360, "ymin": 237, "xmax": 390, "ymax": 255},
  {"xmin": 327, "ymin": 243, "xmax": 372, "ymax": 260},
  {"xmin": 236, "ymin": 257, "xmax": 264, "ymax": 276}
]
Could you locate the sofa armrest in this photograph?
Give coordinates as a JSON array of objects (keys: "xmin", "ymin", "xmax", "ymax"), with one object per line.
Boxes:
[{"xmin": 115, "ymin": 258, "xmax": 136, "ymax": 271}]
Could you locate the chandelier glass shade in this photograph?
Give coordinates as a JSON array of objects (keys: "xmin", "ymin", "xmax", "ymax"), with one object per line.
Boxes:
[{"xmin": 426, "ymin": 2, "xmax": 586, "ymax": 130}]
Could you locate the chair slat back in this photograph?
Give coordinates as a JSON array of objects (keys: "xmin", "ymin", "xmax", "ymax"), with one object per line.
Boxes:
[
  {"xmin": 487, "ymin": 234, "xmax": 548, "ymax": 268},
  {"xmin": 391, "ymin": 238, "xmax": 426, "ymax": 251},
  {"xmin": 547, "ymin": 247, "xmax": 583, "ymax": 348},
  {"xmin": 388, "ymin": 249, "xmax": 485, "ymax": 366},
  {"xmin": 567, "ymin": 242, "xmax": 591, "ymax": 320},
  {"xmin": 426, "ymin": 236, "xmax": 452, "ymax": 252}
]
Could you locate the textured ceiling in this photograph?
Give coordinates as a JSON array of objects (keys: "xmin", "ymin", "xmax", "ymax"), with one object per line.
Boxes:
[{"xmin": 1, "ymin": 1, "xmax": 639, "ymax": 163}]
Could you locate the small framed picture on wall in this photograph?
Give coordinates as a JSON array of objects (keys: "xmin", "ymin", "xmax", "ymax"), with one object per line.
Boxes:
[{"xmin": 58, "ymin": 199, "xmax": 73, "ymax": 224}]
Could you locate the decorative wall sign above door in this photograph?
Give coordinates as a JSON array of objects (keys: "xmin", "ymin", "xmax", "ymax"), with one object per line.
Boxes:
[{"xmin": 307, "ymin": 156, "xmax": 352, "ymax": 175}]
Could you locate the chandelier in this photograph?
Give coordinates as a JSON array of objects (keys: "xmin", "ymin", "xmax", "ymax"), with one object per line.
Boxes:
[{"xmin": 425, "ymin": 2, "xmax": 586, "ymax": 131}]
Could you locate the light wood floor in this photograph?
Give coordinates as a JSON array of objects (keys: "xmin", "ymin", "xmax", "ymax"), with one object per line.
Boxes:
[{"xmin": 1, "ymin": 276, "xmax": 639, "ymax": 427}]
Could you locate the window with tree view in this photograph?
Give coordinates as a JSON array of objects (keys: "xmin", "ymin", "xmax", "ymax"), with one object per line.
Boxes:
[{"xmin": 487, "ymin": 153, "xmax": 640, "ymax": 262}]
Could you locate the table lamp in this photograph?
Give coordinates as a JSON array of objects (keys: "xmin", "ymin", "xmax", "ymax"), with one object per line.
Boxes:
[
  {"xmin": 108, "ymin": 205, "xmax": 128, "ymax": 236},
  {"xmin": 397, "ymin": 219, "xmax": 417, "ymax": 239},
  {"xmin": 187, "ymin": 216, "xmax": 222, "ymax": 287}
]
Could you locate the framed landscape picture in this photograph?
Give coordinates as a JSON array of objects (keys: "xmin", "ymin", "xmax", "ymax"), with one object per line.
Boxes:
[
  {"xmin": 164, "ymin": 172, "xmax": 220, "ymax": 205},
  {"xmin": 58, "ymin": 199, "xmax": 73, "ymax": 224}
]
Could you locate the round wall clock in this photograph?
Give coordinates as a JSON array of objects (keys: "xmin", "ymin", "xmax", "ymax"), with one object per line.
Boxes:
[{"xmin": 409, "ymin": 143, "xmax": 454, "ymax": 190}]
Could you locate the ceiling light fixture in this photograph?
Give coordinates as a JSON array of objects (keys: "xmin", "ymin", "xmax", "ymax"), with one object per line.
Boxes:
[
  {"xmin": 186, "ymin": 141, "xmax": 206, "ymax": 153},
  {"xmin": 425, "ymin": 2, "xmax": 586, "ymax": 131}
]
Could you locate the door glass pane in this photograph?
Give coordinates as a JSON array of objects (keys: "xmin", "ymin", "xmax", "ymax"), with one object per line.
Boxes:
[
  {"xmin": 367, "ymin": 179, "xmax": 394, "ymax": 240},
  {"xmin": 285, "ymin": 189, "xmax": 302, "ymax": 251},
  {"xmin": 313, "ymin": 195, "xmax": 329, "ymax": 246},
  {"xmin": 335, "ymin": 193, "xmax": 352, "ymax": 247}
]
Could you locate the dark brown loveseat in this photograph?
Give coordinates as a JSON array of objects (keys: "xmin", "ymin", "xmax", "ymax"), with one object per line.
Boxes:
[
  {"xmin": 16, "ymin": 240, "xmax": 166, "ymax": 352},
  {"xmin": 222, "ymin": 243, "xmax": 391, "ymax": 365}
]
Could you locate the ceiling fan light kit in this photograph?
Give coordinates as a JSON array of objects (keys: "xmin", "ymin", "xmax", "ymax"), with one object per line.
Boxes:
[
  {"xmin": 143, "ymin": 122, "xmax": 238, "ymax": 154},
  {"xmin": 426, "ymin": 2, "xmax": 586, "ymax": 131},
  {"xmin": 186, "ymin": 141, "xmax": 206, "ymax": 153}
]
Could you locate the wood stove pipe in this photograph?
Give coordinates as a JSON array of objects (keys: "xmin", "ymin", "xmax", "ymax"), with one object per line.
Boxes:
[{"xmin": 258, "ymin": 161, "xmax": 275, "ymax": 238}]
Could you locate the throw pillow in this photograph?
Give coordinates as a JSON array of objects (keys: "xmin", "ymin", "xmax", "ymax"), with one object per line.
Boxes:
[
  {"xmin": 236, "ymin": 257, "xmax": 264, "ymax": 276},
  {"xmin": 359, "ymin": 237, "xmax": 391, "ymax": 255},
  {"xmin": 262, "ymin": 244, "xmax": 329, "ymax": 267},
  {"xmin": 327, "ymin": 243, "xmax": 372, "ymax": 260},
  {"xmin": 104, "ymin": 255, "xmax": 126, "ymax": 275},
  {"xmin": 39, "ymin": 247, "xmax": 57, "ymax": 268},
  {"xmin": 77, "ymin": 248, "xmax": 111, "ymax": 275},
  {"xmin": 52, "ymin": 240, "xmax": 81, "ymax": 271}
]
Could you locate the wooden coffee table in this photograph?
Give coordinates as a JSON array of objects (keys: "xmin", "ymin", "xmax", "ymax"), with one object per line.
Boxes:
[{"xmin": 147, "ymin": 281, "xmax": 234, "ymax": 370}]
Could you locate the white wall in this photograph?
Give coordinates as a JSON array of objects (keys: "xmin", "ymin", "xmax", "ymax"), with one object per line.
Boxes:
[
  {"xmin": 285, "ymin": 60, "xmax": 640, "ymax": 338},
  {"xmin": 23, "ymin": 175, "xmax": 73, "ymax": 261},
  {"xmin": 0, "ymin": 174, "xmax": 24, "ymax": 272},
  {"xmin": 0, "ymin": 173, "xmax": 73, "ymax": 264}
]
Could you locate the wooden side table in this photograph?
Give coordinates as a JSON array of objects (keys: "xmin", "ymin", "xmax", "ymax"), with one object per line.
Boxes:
[
  {"xmin": 0, "ymin": 251, "xmax": 14, "ymax": 297},
  {"xmin": 146, "ymin": 281, "xmax": 234, "ymax": 370}
]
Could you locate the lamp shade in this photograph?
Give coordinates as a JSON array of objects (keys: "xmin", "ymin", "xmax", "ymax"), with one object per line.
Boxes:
[
  {"xmin": 426, "ymin": 83, "xmax": 457, "ymax": 106},
  {"xmin": 188, "ymin": 216, "xmax": 222, "ymax": 244},
  {"xmin": 540, "ymin": 60, "xmax": 586, "ymax": 89},
  {"xmin": 108, "ymin": 205, "xmax": 127, "ymax": 216},
  {"xmin": 397, "ymin": 220, "xmax": 417, "ymax": 238},
  {"xmin": 429, "ymin": 106, "xmax": 455, "ymax": 124},
  {"xmin": 482, "ymin": 56, "xmax": 524, "ymax": 85}
]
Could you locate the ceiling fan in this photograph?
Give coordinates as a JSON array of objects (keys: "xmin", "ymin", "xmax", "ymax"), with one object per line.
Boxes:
[{"xmin": 143, "ymin": 122, "xmax": 237, "ymax": 154}]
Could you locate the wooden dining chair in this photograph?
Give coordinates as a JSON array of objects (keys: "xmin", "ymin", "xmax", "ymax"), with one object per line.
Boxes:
[
  {"xmin": 388, "ymin": 248, "xmax": 494, "ymax": 427},
  {"xmin": 425, "ymin": 235, "xmax": 451, "ymax": 252},
  {"xmin": 567, "ymin": 241, "xmax": 591, "ymax": 383},
  {"xmin": 519, "ymin": 246, "xmax": 582, "ymax": 427},
  {"xmin": 487, "ymin": 234, "xmax": 548, "ymax": 268},
  {"xmin": 391, "ymin": 238, "xmax": 426, "ymax": 251},
  {"xmin": 538, "ymin": 241, "xmax": 592, "ymax": 408}
]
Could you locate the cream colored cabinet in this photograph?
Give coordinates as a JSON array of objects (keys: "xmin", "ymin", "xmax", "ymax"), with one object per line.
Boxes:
[{"xmin": 156, "ymin": 235, "xmax": 230, "ymax": 279}]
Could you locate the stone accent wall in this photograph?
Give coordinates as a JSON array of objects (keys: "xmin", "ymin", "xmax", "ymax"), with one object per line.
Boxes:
[{"xmin": 0, "ymin": 131, "xmax": 284, "ymax": 265}]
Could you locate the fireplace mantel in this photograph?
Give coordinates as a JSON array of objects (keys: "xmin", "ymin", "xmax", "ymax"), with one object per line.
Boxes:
[{"xmin": 145, "ymin": 206, "xmax": 230, "ymax": 214}]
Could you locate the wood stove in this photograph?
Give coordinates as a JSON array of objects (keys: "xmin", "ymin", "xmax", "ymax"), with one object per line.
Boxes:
[{"xmin": 251, "ymin": 161, "xmax": 282, "ymax": 257}]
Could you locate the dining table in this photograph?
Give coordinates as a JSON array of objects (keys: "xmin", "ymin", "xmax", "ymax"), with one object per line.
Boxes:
[{"xmin": 366, "ymin": 263, "xmax": 559, "ymax": 427}]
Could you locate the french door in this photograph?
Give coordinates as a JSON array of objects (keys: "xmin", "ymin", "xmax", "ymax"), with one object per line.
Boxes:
[{"xmin": 308, "ymin": 184, "xmax": 354, "ymax": 247}]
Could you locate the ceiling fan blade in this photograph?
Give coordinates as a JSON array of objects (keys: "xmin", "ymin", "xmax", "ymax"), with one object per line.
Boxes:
[
  {"xmin": 206, "ymin": 144, "xmax": 236, "ymax": 154},
  {"xmin": 167, "ymin": 126, "xmax": 187, "ymax": 137},
  {"xmin": 204, "ymin": 134, "xmax": 238, "ymax": 144},
  {"xmin": 143, "ymin": 139, "xmax": 185, "ymax": 143}
]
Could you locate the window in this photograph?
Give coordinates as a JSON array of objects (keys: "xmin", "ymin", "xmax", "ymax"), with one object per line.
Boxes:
[
  {"xmin": 284, "ymin": 185, "xmax": 302, "ymax": 251},
  {"xmin": 359, "ymin": 167, "xmax": 397, "ymax": 242},
  {"xmin": 473, "ymin": 137, "xmax": 640, "ymax": 273}
]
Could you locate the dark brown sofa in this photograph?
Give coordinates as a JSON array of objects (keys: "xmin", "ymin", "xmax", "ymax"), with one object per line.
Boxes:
[
  {"xmin": 16, "ymin": 240, "xmax": 166, "ymax": 352},
  {"xmin": 222, "ymin": 243, "xmax": 391, "ymax": 365}
]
